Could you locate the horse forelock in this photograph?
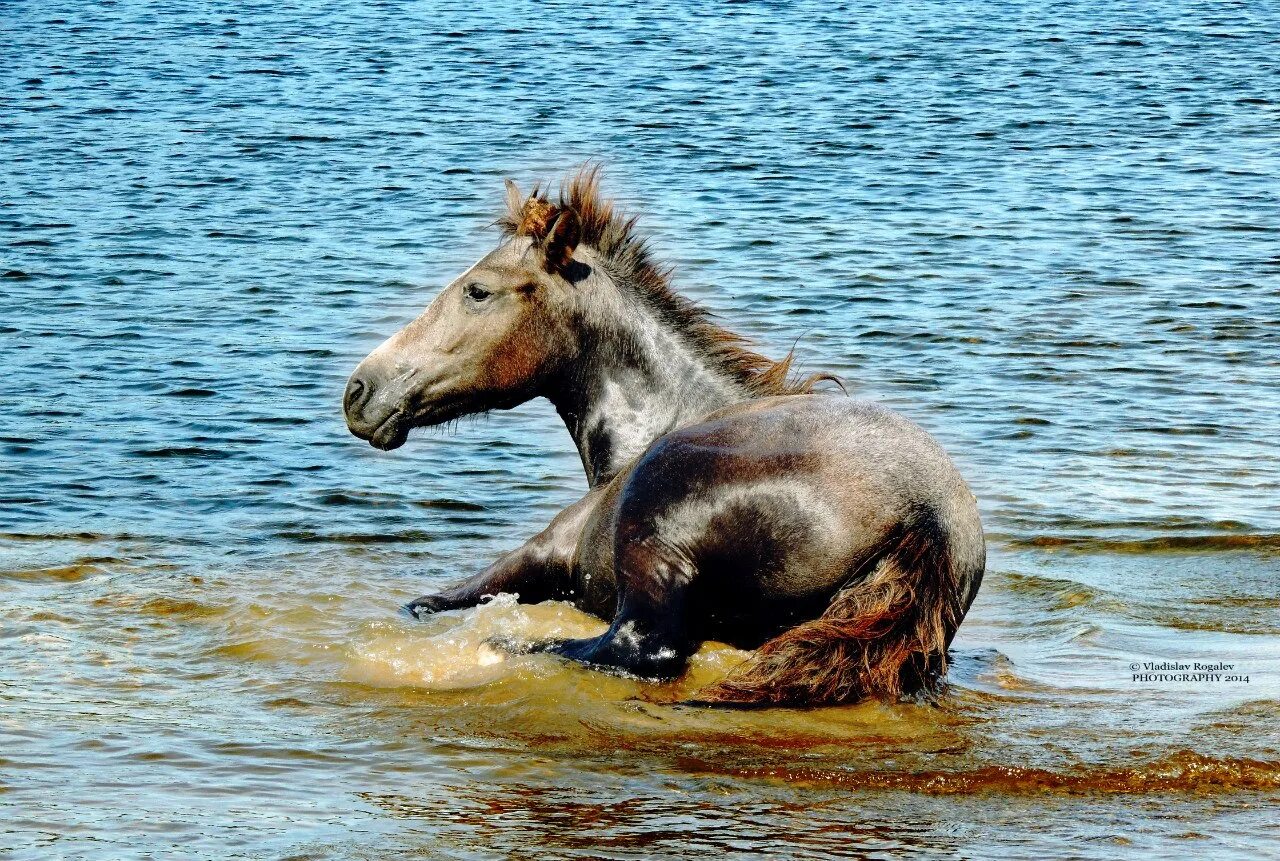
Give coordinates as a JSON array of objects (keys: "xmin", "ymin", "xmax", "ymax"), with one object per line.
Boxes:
[
  {"xmin": 515, "ymin": 196, "xmax": 557, "ymax": 238},
  {"xmin": 497, "ymin": 165, "xmax": 835, "ymax": 397}
]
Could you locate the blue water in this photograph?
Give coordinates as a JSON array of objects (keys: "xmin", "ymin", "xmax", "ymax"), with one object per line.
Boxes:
[{"xmin": 3, "ymin": 2, "xmax": 1279, "ymax": 859}]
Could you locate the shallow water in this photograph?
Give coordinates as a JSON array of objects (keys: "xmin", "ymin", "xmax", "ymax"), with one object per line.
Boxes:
[{"xmin": 3, "ymin": 1, "xmax": 1279, "ymax": 858}]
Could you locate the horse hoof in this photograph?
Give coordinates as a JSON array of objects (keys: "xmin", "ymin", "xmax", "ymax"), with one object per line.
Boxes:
[{"xmin": 401, "ymin": 594, "xmax": 453, "ymax": 619}]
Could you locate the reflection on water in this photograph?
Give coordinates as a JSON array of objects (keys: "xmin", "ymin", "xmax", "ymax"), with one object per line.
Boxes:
[{"xmin": 2, "ymin": 0, "xmax": 1279, "ymax": 858}]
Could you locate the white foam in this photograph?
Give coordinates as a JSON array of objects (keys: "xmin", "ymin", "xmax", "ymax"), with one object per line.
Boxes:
[{"xmin": 342, "ymin": 593, "xmax": 606, "ymax": 691}]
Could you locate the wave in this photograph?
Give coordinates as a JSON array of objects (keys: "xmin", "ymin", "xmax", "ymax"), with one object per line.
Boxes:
[
  {"xmin": 1001, "ymin": 534, "xmax": 1280, "ymax": 553},
  {"xmin": 710, "ymin": 749, "xmax": 1280, "ymax": 795}
]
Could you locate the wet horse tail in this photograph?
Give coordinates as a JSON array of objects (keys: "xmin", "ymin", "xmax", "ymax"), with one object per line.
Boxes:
[{"xmin": 693, "ymin": 506, "xmax": 972, "ymax": 707}]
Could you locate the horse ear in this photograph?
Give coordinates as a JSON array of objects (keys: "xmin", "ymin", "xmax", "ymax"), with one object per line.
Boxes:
[
  {"xmin": 541, "ymin": 209, "xmax": 581, "ymax": 275},
  {"xmin": 504, "ymin": 179, "xmax": 523, "ymax": 219}
]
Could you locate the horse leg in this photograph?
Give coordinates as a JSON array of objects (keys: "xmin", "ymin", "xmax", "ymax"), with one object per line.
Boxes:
[
  {"xmin": 535, "ymin": 536, "xmax": 694, "ymax": 680},
  {"xmin": 403, "ymin": 486, "xmax": 603, "ymax": 619},
  {"xmin": 402, "ymin": 546, "xmax": 557, "ymax": 618}
]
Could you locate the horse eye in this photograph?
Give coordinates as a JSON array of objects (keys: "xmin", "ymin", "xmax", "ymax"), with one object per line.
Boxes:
[{"xmin": 464, "ymin": 284, "xmax": 492, "ymax": 302}]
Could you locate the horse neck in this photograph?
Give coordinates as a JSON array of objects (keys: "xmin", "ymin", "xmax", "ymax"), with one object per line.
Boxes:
[{"xmin": 546, "ymin": 289, "xmax": 751, "ymax": 487}]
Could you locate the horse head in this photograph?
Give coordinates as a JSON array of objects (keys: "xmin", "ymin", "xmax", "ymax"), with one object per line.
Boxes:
[{"xmin": 344, "ymin": 179, "xmax": 585, "ymax": 450}]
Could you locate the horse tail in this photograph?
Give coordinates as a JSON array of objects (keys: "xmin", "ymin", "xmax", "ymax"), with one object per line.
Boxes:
[{"xmin": 693, "ymin": 507, "xmax": 969, "ymax": 707}]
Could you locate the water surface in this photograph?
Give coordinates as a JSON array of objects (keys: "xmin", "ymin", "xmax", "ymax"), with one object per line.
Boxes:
[{"xmin": 2, "ymin": 1, "xmax": 1279, "ymax": 858}]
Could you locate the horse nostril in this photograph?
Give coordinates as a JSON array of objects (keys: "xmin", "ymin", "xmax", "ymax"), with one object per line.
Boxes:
[{"xmin": 344, "ymin": 376, "xmax": 370, "ymax": 415}]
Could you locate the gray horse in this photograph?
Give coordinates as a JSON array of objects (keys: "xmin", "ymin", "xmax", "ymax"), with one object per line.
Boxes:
[{"xmin": 344, "ymin": 169, "xmax": 984, "ymax": 705}]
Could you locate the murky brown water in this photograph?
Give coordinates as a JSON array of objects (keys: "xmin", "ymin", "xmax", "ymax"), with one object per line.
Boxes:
[
  {"xmin": 3, "ymin": 1, "xmax": 1279, "ymax": 858},
  {"xmin": 5, "ymin": 541, "xmax": 1278, "ymax": 858}
]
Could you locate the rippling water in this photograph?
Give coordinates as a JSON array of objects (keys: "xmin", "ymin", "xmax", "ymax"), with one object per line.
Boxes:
[{"xmin": 3, "ymin": 2, "xmax": 1279, "ymax": 858}]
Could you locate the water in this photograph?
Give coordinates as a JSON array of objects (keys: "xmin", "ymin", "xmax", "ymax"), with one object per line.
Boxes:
[{"xmin": 3, "ymin": 1, "xmax": 1279, "ymax": 857}]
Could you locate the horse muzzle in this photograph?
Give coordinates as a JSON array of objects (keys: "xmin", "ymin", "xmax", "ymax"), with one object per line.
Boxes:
[{"xmin": 344, "ymin": 372, "xmax": 413, "ymax": 450}]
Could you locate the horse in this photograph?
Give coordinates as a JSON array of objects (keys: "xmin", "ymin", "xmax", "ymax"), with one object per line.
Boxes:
[{"xmin": 343, "ymin": 168, "xmax": 985, "ymax": 706}]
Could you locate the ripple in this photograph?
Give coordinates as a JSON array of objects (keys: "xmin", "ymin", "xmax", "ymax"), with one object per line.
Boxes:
[
  {"xmin": 712, "ymin": 750, "xmax": 1280, "ymax": 795},
  {"xmin": 3, "ymin": 1, "xmax": 1280, "ymax": 857},
  {"xmin": 1007, "ymin": 534, "xmax": 1280, "ymax": 554}
]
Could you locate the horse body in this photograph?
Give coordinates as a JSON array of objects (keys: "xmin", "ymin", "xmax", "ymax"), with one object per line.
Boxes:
[{"xmin": 344, "ymin": 169, "xmax": 985, "ymax": 705}]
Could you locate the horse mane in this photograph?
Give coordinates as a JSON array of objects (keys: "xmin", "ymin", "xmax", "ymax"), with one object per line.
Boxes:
[{"xmin": 497, "ymin": 166, "xmax": 836, "ymax": 398}]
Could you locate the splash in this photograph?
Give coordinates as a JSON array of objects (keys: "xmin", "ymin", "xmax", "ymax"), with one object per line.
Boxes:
[
  {"xmin": 343, "ymin": 594, "xmax": 594, "ymax": 690},
  {"xmin": 343, "ymin": 594, "xmax": 752, "ymax": 694}
]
